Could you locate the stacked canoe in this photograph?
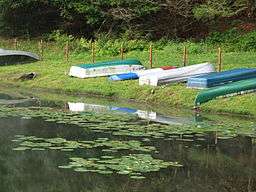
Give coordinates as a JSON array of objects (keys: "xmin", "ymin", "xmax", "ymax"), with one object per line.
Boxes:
[
  {"xmin": 195, "ymin": 78, "xmax": 256, "ymax": 106},
  {"xmin": 187, "ymin": 68, "xmax": 256, "ymax": 89},
  {"xmin": 191, "ymin": 68, "xmax": 256, "ymax": 106}
]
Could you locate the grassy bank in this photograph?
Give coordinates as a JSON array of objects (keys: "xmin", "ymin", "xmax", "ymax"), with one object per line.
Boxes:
[{"xmin": 0, "ymin": 38, "xmax": 256, "ymax": 116}]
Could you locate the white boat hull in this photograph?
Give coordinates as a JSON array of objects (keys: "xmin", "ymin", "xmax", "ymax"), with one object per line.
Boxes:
[
  {"xmin": 139, "ymin": 63, "xmax": 215, "ymax": 86},
  {"xmin": 69, "ymin": 65, "xmax": 144, "ymax": 78}
]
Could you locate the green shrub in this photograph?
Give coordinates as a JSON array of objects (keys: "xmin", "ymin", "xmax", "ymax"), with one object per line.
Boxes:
[
  {"xmin": 205, "ymin": 29, "xmax": 240, "ymax": 45},
  {"xmin": 185, "ymin": 42, "xmax": 206, "ymax": 54},
  {"xmin": 237, "ymin": 31, "xmax": 256, "ymax": 51},
  {"xmin": 204, "ymin": 29, "xmax": 256, "ymax": 52},
  {"xmin": 45, "ymin": 29, "xmax": 256, "ymax": 56},
  {"xmin": 48, "ymin": 30, "xmax": 74, "ymax": 47}
]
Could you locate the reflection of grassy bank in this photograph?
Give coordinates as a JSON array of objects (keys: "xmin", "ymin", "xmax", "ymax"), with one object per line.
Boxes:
[{"xmin": 0, "ymin": 39, "xmax": 256, "ymax": 116}]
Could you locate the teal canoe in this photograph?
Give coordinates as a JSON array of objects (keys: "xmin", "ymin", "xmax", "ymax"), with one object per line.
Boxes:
[
  {"xmin": 78, "ymin": 59, "xmax": 142, "ymax": 69},
  {"xmin": 195, "ymin": 78, "xmax": 256, "ymax": 106}
]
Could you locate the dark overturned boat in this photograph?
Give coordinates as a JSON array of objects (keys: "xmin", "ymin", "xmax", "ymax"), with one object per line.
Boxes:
[
  {"xmin": 0, "ymin": 48, "xmax": 40, "ymax": 65},
  {"xmin": 195, "ymin": 78, "xmax": 256, "ymax": 106}
]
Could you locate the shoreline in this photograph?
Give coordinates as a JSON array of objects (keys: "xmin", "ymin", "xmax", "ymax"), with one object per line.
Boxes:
[
  {"xmin": 0, "ymin": 39, "xmax": 255, "ymax": 117},
  {"xmin": 1, "ymin": 81, "xmax": 256, "ymax": 118}
]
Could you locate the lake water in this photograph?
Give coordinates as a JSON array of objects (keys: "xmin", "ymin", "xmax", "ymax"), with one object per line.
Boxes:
[{"xmin": 0, "ymin": 88, "xmax": 255, "ymax": 192}]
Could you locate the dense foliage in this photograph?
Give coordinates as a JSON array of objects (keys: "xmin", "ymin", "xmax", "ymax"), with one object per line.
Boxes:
[{"xmin": 0, "ymin": 0, "xmax": 255, "ymax": 39}]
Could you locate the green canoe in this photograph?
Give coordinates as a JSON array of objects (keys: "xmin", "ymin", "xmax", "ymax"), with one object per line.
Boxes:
[
  {"xmin": 195, "ymin": 78, "xmax": 256, "ymax": 106},
  {"xmin": 78, "ymin": 59, "xmax": 142, "ymax": 69}
]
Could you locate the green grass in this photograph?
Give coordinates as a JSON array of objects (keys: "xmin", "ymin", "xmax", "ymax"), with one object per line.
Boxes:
[{"xmin": 0, "ymin": 38, "xmax": 256, "ymax": 116}]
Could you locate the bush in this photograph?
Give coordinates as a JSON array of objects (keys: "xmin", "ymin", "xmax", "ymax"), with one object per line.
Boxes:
[
  {"xmin": 46, "ymin": 29, "xmax": 256, "ymax": 56},
  {"xmin": 204, "ymin": 29, "xmax": 256, "ymax": 52},
  {"xmin": 205, "ymin": 29, "xmax": 240, "ymax": 45},
  {"xmin": 48, "ymin": 30, "xmax": 74, "ymax": 46},
  {"xmin": 237, "ymin": 31, "xmax": 256, "ymax": 51}
]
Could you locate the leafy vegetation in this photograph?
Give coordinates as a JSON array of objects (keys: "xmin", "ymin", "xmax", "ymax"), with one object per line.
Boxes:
[
  {"xmin": 205, "ymin": 29, "xmax": 256, "ymax": 51},
  {"xmin": 193, "ymin": 0, "xmax": 254, "ymax": 19},
  {"xmin": 0, "ymin": 0, "xmax": 255, "ymax": 39}
]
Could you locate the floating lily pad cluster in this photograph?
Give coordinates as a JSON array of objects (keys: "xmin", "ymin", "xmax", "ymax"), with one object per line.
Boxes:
[
  {"xmin": 58, "ymin": 154, "xmax": 182, "ymax": 179},
  {"xmin": 12, "ymin": 135, "xmax": 156, "ymax": 152},
  {"xmin": 12, "ymin": 135, "xmax": 182, "ymax": 179}
]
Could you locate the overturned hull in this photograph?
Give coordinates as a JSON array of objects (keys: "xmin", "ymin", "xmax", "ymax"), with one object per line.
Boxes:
[
  {"xmin": 139, "ymin": 63, "xmax": 215, "ymax": 86},
  {"xmin": 0, "ymin": 48, "xmax": 40, "ymax": 65},
  {"xmin": 195, "ymin": 78, "xmax": 256, "ymax": 106},
  {"xmin": 109, "ymin": 66, "xmax": 176, "ymax": 81},
  {"xmin": 187, "ymin": 68, "xmax": 256, "ymax": 89}
]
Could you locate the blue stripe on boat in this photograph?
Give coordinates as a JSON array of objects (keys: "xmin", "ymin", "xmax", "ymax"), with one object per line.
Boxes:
[
  {"xmin": 111, "ymin": 107, "xmax": 137, "ymax": 114},
  {"xmin": 187, "ymin": 68, "xmax": 256, "ymax": 88},
  {"xmin": 109, "ymin": 72, "xmax": 139, "ymax": 81}
]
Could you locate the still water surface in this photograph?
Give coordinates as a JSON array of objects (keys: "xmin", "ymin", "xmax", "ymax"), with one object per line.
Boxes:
[{"xmin": 0, "ymin": 89, "xmax": 255, "ymax": 192}]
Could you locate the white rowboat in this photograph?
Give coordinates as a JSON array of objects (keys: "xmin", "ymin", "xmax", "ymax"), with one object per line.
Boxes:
[
  {"xmin": 139, "ymin": 63, "xmax": 215, "ymax": 86},
  {"xmin": 69, "ymin": 59, "xmax": 144, "ymax": 79},
  {"xmin": 109, "ymin": 66, "xmax": 176, "ymax": 81}
]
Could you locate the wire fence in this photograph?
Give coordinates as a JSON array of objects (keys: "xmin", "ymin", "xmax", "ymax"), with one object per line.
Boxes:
[{"xmin": 1, "ymin": 38, "xmax": 256, "ymax": 71}]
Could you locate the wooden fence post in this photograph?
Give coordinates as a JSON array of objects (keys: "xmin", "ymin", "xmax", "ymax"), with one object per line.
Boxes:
[
  {"xmin": 183, "ymin": 46, "xmax": 188, "ymax": 66},
  {"xmin": 13, "ymin": 38, "xmax": 18, "ymax": 49},
  {"xmin": 92, "ymin": 42, "xmax": 96, "ymax": 63},
  {"xmin": 64, "ymin": 42, "xmax": 69, "ymax": 62},
  {"xmin": 38, "ymin": 39, "xmax": 44, "ymax": 60},
  {"xmin": 120, "ymin": 44, "xmax": 124, "ymax": 60},
  {"xmin": 217, "ymin": 47, "xmax": 222, "ymax": 72},
  {"xmin": 149, "ymin": 44, "xmax": 153, "ymax": 68},
  {"xmin": 89, "ymin": 39, "xmax": 92, "ymax": 50}
]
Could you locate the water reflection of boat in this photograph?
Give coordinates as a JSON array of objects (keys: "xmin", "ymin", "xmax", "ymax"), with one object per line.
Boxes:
[
  {"xmin": 0, "ymin": 92, "xmax": 38, "ymax": 107},
  {"xmin": 111, "ymin": 107, "xmax": 193, "ymax": 125},
  {"xmin": 68, "ymin": 102, "xmax": 193, "ymax": 125},
  {"xmin": 136, "ymin": 110, "xmax": 193, "ymax": 125},
  {"xmin": 68, "ymin": 103, "xmax": 110, "ymax": 113}
]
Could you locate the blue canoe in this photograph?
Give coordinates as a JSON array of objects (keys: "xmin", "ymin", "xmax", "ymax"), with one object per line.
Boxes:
[
  {"xmin": 109, "ymin": 72, "xmax": 139, "ymax": 81},
  {"xmin": 109, "ymin": 66, "xmax": 175, "ymax": 81},
  {"xmin": 187, "ymin": 68, "xmax": 256, "ymax": 89}
]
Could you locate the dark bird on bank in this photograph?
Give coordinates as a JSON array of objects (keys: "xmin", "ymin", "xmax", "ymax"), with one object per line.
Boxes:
[{"xmin": 18, "ymin": 72, "xmax": 37, "ymax": 80}]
